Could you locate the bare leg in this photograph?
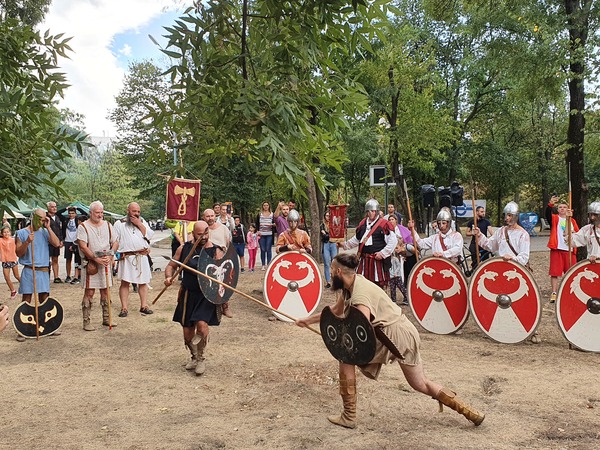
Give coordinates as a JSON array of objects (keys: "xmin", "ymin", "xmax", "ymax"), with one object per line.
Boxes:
[
  {"xmin": 51, "ymin": 256, "xmax": 60, "ymax": 280},
  {"xmin": 399, "ymin": 362, "xmax": 442, "ymax": 397},
  {"xmin": 66, "ymin": 259, "xmax": 72, "ymax": 279},
  {"xmin": 13, "ymin": 265, "xmax": 20, "ymax": 282},
  {"xmin": 119, "ymin": 280, "xmax": 130, "ymax": 313},
  {"xmin": 3, "ymin": 268, "xmax": 14, "ymax": 293},
  {"xmin": 138, "ymin": 283, "xmax": 149, "ymax": 308}
]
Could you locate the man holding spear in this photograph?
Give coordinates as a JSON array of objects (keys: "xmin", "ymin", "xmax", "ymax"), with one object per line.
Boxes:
[
  {"xmin": 76, "ymin": 201, "xmax": 118, "ymax": 331},
  {"xmin": 164, "ymin": 220, "xmax": 221, "ymax": 376},
  {"xmin": 14, "ymin": 208, "xmax": 61, "ymax": 341}
]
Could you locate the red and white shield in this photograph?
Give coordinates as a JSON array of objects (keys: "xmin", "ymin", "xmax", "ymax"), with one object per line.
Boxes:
[
  {"xmin": 263, "ymin": 251, "xmax": 323, "ymax": 322},
  {"xmin": 468, "ymin": 258, "xmax": 541, "ymax": 344},
  {"xmin": 556, "ymin": 260, "xmax": 600, "ymax": 353},
  {"xmin": 407, "ymin": 257, "xmax": 469, "ymax": 334}
]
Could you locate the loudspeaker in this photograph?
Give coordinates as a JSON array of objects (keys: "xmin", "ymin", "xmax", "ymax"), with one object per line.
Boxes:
[
  {"xmin": 438, "ymin": 186, "xmax": 451, "ymax": 209},
  {"xmin": 450, "ymin": 181, "xmax": 464, "ymax": 207},
  {"xmin": 421, "ymin": 184, "xmax": 435, "ymax": 208}
]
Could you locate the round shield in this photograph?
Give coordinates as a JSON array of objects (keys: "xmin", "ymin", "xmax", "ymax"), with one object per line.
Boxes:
[
  {"xmin": 556, "ymin": 260, "xmax": 600, "ymax": 352},
  {"xmin": 264, "ymin": 251, "xmax": 322, "ymax": 322},
  {"xmin": 407, "ymin": 256, "xmax": 469, "ymax": 334},
  {"xmin": 468, "ymin": 258, "xmax": 541, "ymax": 344},
  {"xmin": 320, "ymin": 306, "xmax": 376, "ymax": 365},
  {"xmin": 12, "ymin": 297, "xmax": 64, "ymax": 338},
  {"xmin": 197, "ymin": 244, "xmax": 240, "ymax": 305}
]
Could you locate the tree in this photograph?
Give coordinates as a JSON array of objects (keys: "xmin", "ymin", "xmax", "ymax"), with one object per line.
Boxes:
[{"xmin": 0, "ymin": 17, "xmax": 87, "ymax": 216}]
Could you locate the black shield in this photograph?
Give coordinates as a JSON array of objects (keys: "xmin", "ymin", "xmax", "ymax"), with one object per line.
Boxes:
[
  {"xmin": 12, "ymin": 297, "xmax": 64, "ymax": 338},
  {"xmin": 320, "ymin": 306, "xmax": 376, "ymax": 365},
  {"xmin": 197, "ymin": 244, "xmax": 240, "ymax": 305}
]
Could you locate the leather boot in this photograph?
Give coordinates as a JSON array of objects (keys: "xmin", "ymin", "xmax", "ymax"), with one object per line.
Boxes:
[
  {"xmin": 435, "ymin": 387, "xmax": 485, "ymax": 426},
  {"xmin": 184, "ymin": 342, "xmax": 197, "ymax": 370},
  {"xmin": 82, "ymin": 299, "xmax": 95, "ymax": 331},
  {"xmin": 328, "ymin": 377, "xmax": 357, "ymax": 429},
  {"xmin": 101, "ymin": 300, "xmax": 117, "ymax": 327},
  {"xmin": 194, "ymin": 334, "xmax": 207, "ymax": 376}
]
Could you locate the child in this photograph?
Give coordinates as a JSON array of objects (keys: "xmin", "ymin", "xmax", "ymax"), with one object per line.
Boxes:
[
  {"xmin": 246, "ymin": 224, "xmax": 259, "ymax": 272},
  {"xmin": 0, "ymin": 226, "xmax": 20, "ymax": 298},
  {"xmin": 389, "ymin": 238, "xmax": 409, "ymax": 305}
]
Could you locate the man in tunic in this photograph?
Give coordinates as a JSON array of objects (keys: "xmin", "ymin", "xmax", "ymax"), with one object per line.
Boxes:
[
  {"xmin": 275, "ymin": 209, "xmax": 312, "ymax": 254},
  {"xmin": 15, "ymin": 208, "xmax": 61, "ymax": 341},
  {"xmin": 296, "ymin": 252, "xmax": 484, "ymax": 429},
  {"xmin": 203, "ymin": 208, "xmax": 233, "ymax": 318},
  {"xmin": 567, "ymin": 201, "xmax": 600, "ymax": 261},
  {"xmin": 113, "ymin": 202, "xmax": 155, "ymax": 317},
  {"xmin": 76, "ymin": 201, "xmax": 118, "ymax": 331},
  {"xmin": 340, "ymin": 199, "xmax": 397, "ymax": 288},
  {"xmin": 164, "ymin": 221, "xmax": 221, "ymax": 376},
  {"xmin": 409, "ymin": 208, "xmax": 464, "ymax": 264}
]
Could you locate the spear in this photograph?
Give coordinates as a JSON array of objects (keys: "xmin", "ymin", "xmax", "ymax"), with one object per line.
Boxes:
[
  {"xmin": 567, "ymin": 163, "xmax": 573, "ymax": 268},
  {"xmin": 471, "ymin": 182, "xmax": 481, "ymax": 266},
  {"xmin": 403, "ymin": 178, "xmax": 419, "ymax": 261},
  {"xmin": 168, "ymin": 258, "xmax": 322, "ymax": 336}
]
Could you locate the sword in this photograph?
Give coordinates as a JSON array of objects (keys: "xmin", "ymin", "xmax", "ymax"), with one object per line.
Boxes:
[
  {"xmin": 152, "ymin": 236, "xmax": 204, "ymax": 305},
  {"xmin": 168, "ymin": 258, "xmax": 322, "ymax": 336},
  {"xmin": 95, "ymin": 249, "xmax": 115, "ymax": 330}
]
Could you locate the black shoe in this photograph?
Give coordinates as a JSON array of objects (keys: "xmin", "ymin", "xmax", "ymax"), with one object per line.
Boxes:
[
  {"xmin": 70, "ymin": 278, "xmax": 80, "ymax": 285},
  {"xmin": 65, "ymin": 276, "xmax": 72, "ymax": 283},
  {"xmin": 118, "ymin": 309, "xmax": 128, "ymax": 318},
  {"xmin": 139, "ymin": 307, "xmax": 153, "ymax": 315},
  {"xmin": 325, "ymin": 283, "xmax": 331, "ymax": 289},
  {"xmin": 54, "ymin": 277, "xmax": 63, "ymax": 283}
]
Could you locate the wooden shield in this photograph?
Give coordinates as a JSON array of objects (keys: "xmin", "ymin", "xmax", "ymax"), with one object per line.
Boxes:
[
  {"xmin": 320, "ymin": 306, "xmax": 376, "ymax": 365},
  {"xmin": 197, "ymin": 244, "xmax": 240, "ymax": 305},
  {"xmin": 12, "ymin": 297, "xmax": 64, "ymax": 338},
  {"xmin": 264, "ymin": 251, "xmax": 322, "ymax": 322},
  {"xmin": 407, "ymin": 256, "xmax": 469, "ymax": 334},
  {"xmin": 469, "ymin": 258, "xmax": 541, "ymax": 344},
  {"xmin": 556, "ymin": 260, "xmax": 600, "ymax": 352}
]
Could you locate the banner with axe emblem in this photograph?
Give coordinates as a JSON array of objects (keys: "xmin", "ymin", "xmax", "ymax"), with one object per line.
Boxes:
[{"xmin": 166, "ymin": 178, "xmax": 201, "ymax": 222}]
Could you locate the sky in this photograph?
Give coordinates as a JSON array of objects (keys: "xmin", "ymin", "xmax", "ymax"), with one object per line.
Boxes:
[{"xmin": 41, "ymin": 0, "xmax": 189, "ymax": 137}]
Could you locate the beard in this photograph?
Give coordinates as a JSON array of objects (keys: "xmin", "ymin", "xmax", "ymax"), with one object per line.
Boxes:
[{"xmin": 331, "ymin": 273, "xmax": 344, "ymax": 291}]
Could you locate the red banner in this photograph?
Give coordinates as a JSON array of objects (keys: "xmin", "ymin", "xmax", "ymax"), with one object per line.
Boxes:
[
  {"xmin": 328, "ymin": 204, "xmax": 347, "ymax": 242},
  {"xmin": 166, "ymin": 178, "xmax": 201, "ymax": 221}
]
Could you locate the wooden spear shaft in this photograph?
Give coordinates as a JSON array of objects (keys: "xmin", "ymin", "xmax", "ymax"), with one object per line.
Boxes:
[
  {"xmin": 152, "ymin": 235, "xmax": 204, "ymax": 305},
  {"xmin": 567, "ymin": 163, "xmax": 573, "ymax": 268},
  {"xmin": 403, "ymin": 178, "xmax": 419, "ymax": 261},
  {"xmin": 471, "ymin": 183, "xmax": 481, "ymax": 265},
  {"xmin": 31, "ymin": 236, "xmax": 39, "ymax": 340},
  {"xmin": 168, "ymin": 258, "xmax": 322, "ymax": 336}
]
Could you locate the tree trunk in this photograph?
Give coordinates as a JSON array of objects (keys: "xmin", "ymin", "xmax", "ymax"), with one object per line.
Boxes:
[
  {"xmin": 306, "ymin": 171, "xmax": 322, "ymax": 263},
  {"xmin": 565, "ymin": 0, "xmax": 590, "ymax": 259}
]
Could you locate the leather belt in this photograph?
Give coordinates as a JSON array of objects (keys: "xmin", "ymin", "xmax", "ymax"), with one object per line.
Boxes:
[{"xmin": 24, "ymin": 265, "xmax": 50, "ymax": 272}]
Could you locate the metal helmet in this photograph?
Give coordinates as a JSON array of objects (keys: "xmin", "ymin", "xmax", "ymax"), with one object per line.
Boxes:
[
  {"xmin": 365, "ymin": 199, "xmax": 380, "ymax": 212},
  {"xmin": 588, "ymin": 201, "xmax": 600, "ymax": 215},
  {"xmin": 436, "ymin": 209, "xmax": 452, "ymax": 223},
  {"xmin": 503, "ymin": 201, "xmax": 519, "ymax": 225},
  {"xmin": 287, "ymin": 209, "xmax": 300, "ymax": 223}
]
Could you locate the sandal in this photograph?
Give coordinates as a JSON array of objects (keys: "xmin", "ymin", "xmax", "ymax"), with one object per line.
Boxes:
[
  {"xmin": 139, "ymin": 306, "xmax": 153, "ymax": 315},
  {"xmin": 118, "ymin": 309, "xmax": 128, "ymax": 318},
  {"xmin": 10, "ymin": 291, "xmax": 17, "ymax": 299}
]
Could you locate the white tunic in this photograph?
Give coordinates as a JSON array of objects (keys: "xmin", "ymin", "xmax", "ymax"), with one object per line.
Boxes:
[
  {"xmin": 478, "ymin": 225, "xmax": 530, "ymax": 265},
  {"xmin": 570, "ymin": 224, "xmax": 600, "ymax": 257},
  {"xmin": 76, "ymin": 221, "xmax": 116, "ymax": 289},
  {"xmin": 113, "ymin": 219, "xmax": 154, "ymax": 284},
  {"xmin": 415, "ymin": 230, "xmax": 463, "ymax": 263}
]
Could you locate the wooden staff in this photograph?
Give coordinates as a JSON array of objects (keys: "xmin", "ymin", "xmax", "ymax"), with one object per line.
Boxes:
[
  {"xmin": 96, "ymin": 250, "xmax": 115, "ymax": 330},
  {"xmin": 567, "ymin": 163, "xmax": 573, "ymax": 268},
  {"xmin": 152, "ymin": 235, "xmax": 203, "ymax": 305},
  {"xmin": 169, "ymin": 258, "xmax": 322, "ymax": 336},
  {"xmin": 471, "ymin": 182, "xmax": 481, "ymax": 266},
  {"xmin": 31, "ymin": 234, "xmax": 40, "ymax": 340},
  {"xmin": 403, "ymin": 178, "xmax": 419, "ymax": 261}
]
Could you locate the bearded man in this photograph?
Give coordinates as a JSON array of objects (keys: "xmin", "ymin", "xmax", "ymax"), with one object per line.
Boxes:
[
  {"xmin": 296, "ymin": 252, "xmax": 484, "ymax": 429},
  {"xmin": 76, "ymin": 201, "xmax": 118, "ymax": 331},
  {"xmin": 113, "ymin": 202, "xmax": 154, "ymax": 317}
]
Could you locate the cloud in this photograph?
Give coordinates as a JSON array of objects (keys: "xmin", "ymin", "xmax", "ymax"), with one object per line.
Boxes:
[{"xmin": 41, "ymin": 0, "xmax": 181, "ymax": 137}]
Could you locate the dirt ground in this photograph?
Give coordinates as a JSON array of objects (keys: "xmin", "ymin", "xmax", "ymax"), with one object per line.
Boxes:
[{"xmin": 1, "ymin": 246, "xmax": 599, "ymax": 450}]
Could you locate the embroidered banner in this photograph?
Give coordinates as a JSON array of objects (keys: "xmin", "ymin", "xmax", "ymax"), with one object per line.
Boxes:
[
  {"xmin": 166, "ymin": 178, "xmax": 201, "ymax": 221},
  {"xmin": 328, "ymin": 204, "xmax": 347, "ymax": 242}
]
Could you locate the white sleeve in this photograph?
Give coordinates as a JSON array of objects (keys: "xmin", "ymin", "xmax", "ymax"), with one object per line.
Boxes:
[
  {"xmin": 443, "ymin": 232, "xmax": 464, "ymax": 259},
  {"xmin": 380, "ymin": 231, "xmax": 398, "ymax": 258}
]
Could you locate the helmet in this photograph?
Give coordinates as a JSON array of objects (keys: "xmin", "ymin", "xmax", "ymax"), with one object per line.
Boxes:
[
  {"xmin": 588, "ymin": 201, "xmax": 600, "ymax": 215},
  {"xmin": 287, "ymin": 209, "xmax": 300, "ymax": 223},
  {"xmin": 436, "ymin": 209, "xmax": 452, "ymax": 222},
  {"xmin": 365, "ymin": 199, "xmax": 380, "ymax": 212},
  {"xmin": 503, "ymin": 201, "xmax": 519, "ymax": 225}
]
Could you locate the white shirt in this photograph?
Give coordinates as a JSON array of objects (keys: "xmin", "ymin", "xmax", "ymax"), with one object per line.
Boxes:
[
  {"xmin": 416, "ymin": 230, "xmax": 464, "ymax": 263},
  {"xmin": 478, "ymin": 226, "xmax": 530, "ymax": 265},
  {"xmin": 570, "ymin": 224, "xmax": 600, "ymax": 257},
  {"xmin": 113, "ymin": 218, "xmax": 154, "ymax": 252}
]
